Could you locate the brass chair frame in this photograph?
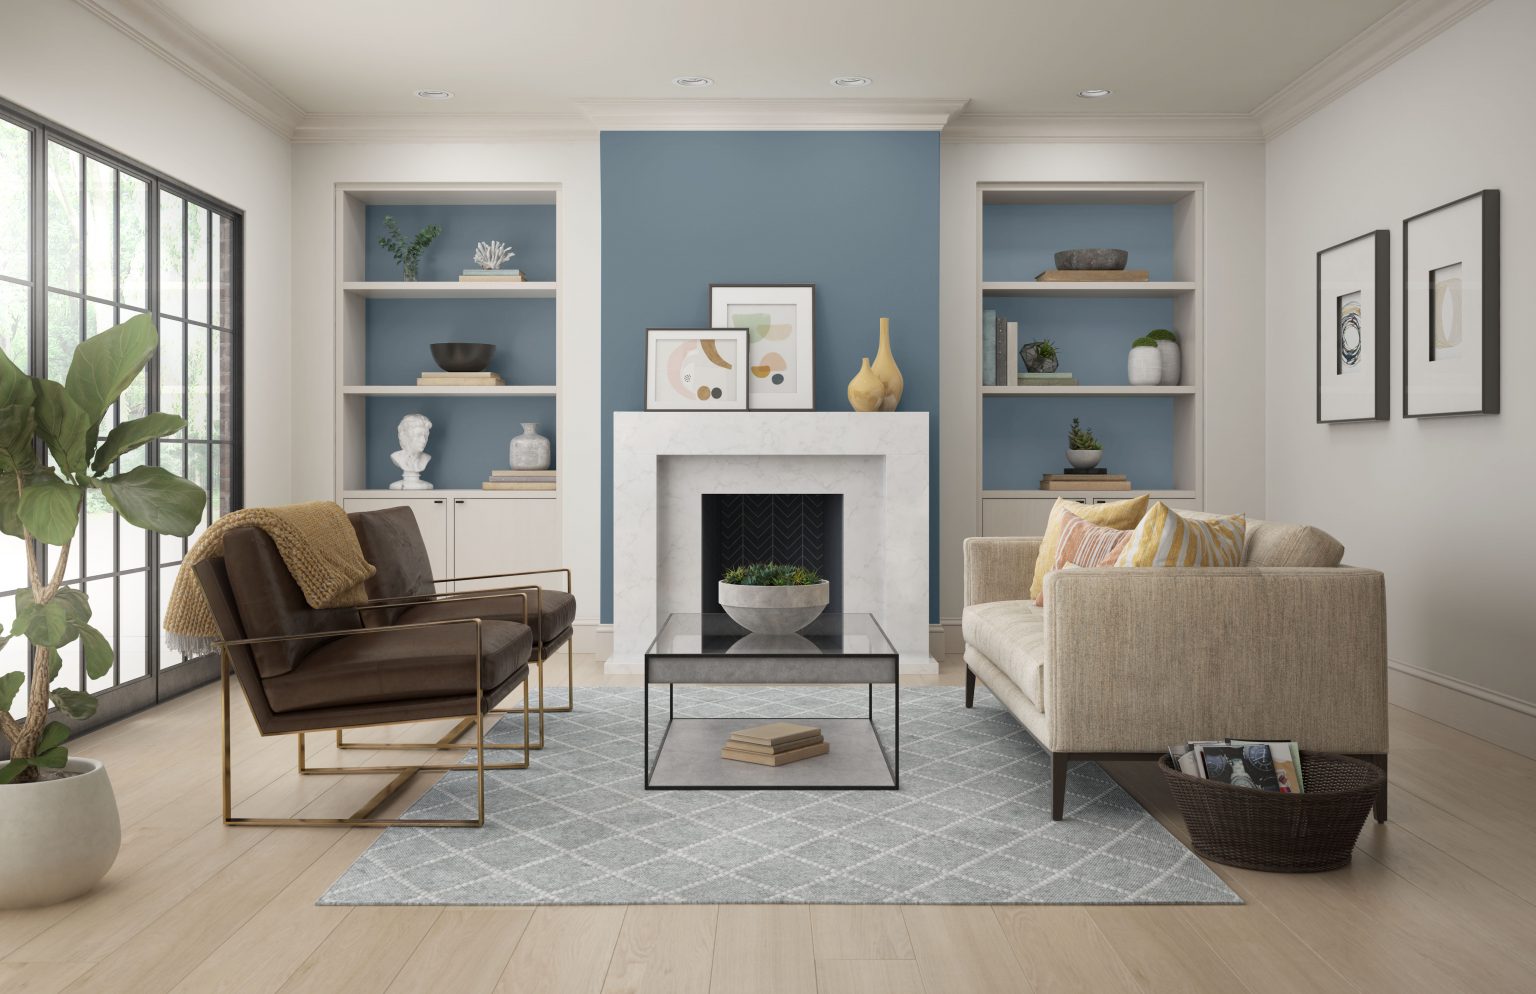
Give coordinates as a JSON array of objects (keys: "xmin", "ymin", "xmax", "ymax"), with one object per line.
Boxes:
[
  {"xmin": 337, "ymin": 567, "xmax": 575, "ymax": 755},
  {"xmin": 219, "ymin": 613, "xmax": 531, "ymax": 828}
]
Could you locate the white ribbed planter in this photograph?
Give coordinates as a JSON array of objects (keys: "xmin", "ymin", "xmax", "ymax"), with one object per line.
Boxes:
[
  {"xmin": 718, "ymin": 580, "xmax": 830, "ymax": 634},
  {"xmin": 1156, "ymin": 340, "xmax": 1182, "ymax": 385},
  {"xmin": 0, "ymin": 758, "xmax": 121, "ymax": 909},
  {"xmin": 1128, "ymin": 346, "xmax": 1162, "ymax": 386}
]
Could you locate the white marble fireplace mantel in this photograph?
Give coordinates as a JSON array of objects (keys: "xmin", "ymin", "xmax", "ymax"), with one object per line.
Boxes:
[{"xmin": 610, "ymin": 411, "xmax": 935, "ymax": 674}]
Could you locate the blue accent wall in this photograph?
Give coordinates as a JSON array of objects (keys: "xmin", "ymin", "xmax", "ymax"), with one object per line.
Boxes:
[
  {"xmin": 982, "ymin": 396, "xmax": 1175, "ymax": 491},
  {"xmin": 600, "ymin": 131, "xmax": 941, "ymax": 624},
  {"xmin": 982, "ymin": 203, "xmax": 1174, "ymax": 282}
]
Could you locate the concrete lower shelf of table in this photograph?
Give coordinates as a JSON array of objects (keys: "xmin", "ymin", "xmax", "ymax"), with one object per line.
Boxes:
[{"xmin": 647, "ymin": 718, "xmax": 896, "ymax": 789}]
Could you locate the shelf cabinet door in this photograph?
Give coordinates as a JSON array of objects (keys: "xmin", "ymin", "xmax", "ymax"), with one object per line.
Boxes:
[
  {"xmin": 342, "ymin": 497, "xmax": 450, "ymax": 584},
  {"xmin": 981, "ymin": 497, "xmax": 1079, "ymax": 537},
  {"xmin": 451, "ymin": 498, "xmax": 563, "ymax": 592}
]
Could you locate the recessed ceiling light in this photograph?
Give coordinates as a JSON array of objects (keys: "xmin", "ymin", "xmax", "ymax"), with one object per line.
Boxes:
[
  {"xmin": 672, "ymin": 76, "xmax": 713, "ymax": 88},
  {"xmin": 832, "ymin": 76, "xmax": 872, "ymax": 88},
  {"xmin": 1077, "ymin": 88, "xmax": 1112, "ymax": 98},
  {"xmin": 414, "ymin": 89, "xmax": 453, "ymax": 100}
]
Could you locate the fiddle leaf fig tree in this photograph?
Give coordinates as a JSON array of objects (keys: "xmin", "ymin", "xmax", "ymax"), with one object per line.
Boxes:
[{"xmin": 0, "ymin": 315, "xmax": 206, "ymax": 785}]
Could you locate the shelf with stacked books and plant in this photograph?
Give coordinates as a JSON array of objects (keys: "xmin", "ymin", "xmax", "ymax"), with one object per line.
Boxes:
[
  {"xmin": 334, "ymin": 184, "xmax": 562, "ymax": 501},
  {"xmin": 976, "ymin": 185, "xmax": 1202, "ymax": 509}
]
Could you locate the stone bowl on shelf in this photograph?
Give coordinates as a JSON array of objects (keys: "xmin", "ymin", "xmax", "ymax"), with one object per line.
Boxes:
[
  {"xmin": 430, "ymin": 342, "xmax": 495, "ymax": 372},
  {"xmin": 1053, "ymin": 248, "xmax": 1129, "ymax": 271},
  {"xmin": 718, "ymin": 580, "xmax": 830, "ymax": 635}
]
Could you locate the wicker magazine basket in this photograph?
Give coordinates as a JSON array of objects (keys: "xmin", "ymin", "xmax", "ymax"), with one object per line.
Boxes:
[{"xmin": 1159, "ymin": 751, "xmax": 1384, "ymax": 872}]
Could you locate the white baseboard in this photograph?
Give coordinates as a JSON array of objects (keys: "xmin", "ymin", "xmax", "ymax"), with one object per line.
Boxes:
[
  {"xmin": 938, "ymin": 619, "xmax": 964, "ymax": 656},
  {"xmin": 1388, "ymin": 658, "xmax": 1536, "ymax": 760},
  {"xmin": 574, "ymin": 622, "xmax": 612, "ymax": 659}
]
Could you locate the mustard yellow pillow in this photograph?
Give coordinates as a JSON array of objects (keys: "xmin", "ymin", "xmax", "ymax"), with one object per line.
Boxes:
[
  {"xmin": 1029, "ymin": 494, "xmax": 1149, "ymax": 600},
  {"xmin": 1115, "ymin": 502, "xmax": 1246, "ymax": 567}
]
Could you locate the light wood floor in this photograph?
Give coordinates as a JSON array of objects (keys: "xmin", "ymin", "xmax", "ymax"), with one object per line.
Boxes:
[{"xmin": 4, "ymin": 653, "xmax": 1535, "ymax": 994}]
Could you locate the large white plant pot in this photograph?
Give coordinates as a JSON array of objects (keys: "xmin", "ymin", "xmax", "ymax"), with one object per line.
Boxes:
[
  {"xmin": 0, "ymin": 757, "xmax": 121, "ymax": 909},
  {"xmin": 1156, "ymin": 340, "xmax": 1182, "ymax": 385},
  {"xmin": 718, "ymin": 580, "xmax": 830, "ymax": 635},
  {"xmin": 1127, "ymin": 346, "xmax": 1162, "ymax": 386}
]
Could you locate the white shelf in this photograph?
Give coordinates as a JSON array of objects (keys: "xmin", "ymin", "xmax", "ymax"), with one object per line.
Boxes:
[
  {"xmin": 983, "ymin": 489, "xmax": 1199, "ymax": 500},
  {"xmin": 982, "ymin": 385, "xmax": 1196, "ymax": 396},
  {"xmin": 341, "ymin": 281, "xmax": 558, "ymax": 299},
  {"xmin": 981, "ymin": 281, "xmax": 1196, "ymax": 298},
  {"xmin": 342, "ymin": 385, "xmax": 558, "ymax": 397},
  {"xmin": 342, "ymin": 489, "xmax": 558, "ymax": 500}
]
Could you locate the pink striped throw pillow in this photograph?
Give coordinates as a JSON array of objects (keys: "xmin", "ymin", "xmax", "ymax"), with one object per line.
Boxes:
[{"xmin": 1034, "ymin": 513, "xmax": 1134, "ymax": 606}]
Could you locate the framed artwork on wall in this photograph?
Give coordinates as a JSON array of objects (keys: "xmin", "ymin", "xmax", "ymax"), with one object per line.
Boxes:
[
  {"xmin": 1316, "ymin": 230, "xmax": 1390, "ymax": 423},
  {"xmin": 644, "ymin": 328, "xmax": 750, "ymax": 410},
  {"xmin": 709, "ymin": 283, "xmax": 816, "ymax": 410},
  {"xmin": 1403, "ymin": 190, "xmax": 1500, "ymax": 418}
]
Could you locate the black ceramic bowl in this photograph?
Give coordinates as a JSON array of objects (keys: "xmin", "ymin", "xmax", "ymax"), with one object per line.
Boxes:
[
  {"xmin": 430, "ymin": 342, "xmax": 496, "ymax": 373},
  {"xmin": 1054, "ymin": 248, "xmax": 1129, "ymax": 271}
]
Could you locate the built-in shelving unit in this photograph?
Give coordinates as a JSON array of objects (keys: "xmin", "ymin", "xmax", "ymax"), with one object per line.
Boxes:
[
  {"xmin": 333, "ymin": 182, "xmax": 565, "ymax": 587},
  {"xmin": 975, "ymin": 183, "xmax": 1204, "ymax": 531}
]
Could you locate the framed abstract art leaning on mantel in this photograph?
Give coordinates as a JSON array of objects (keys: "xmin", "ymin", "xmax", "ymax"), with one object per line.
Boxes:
[
  {"xmin": 709, "ymin": 283, "xmax": 815, "ymax": 410},
  {"xmin": 1403, "ymin": 189, "xmax": 1500, "ymax": 418},
  {"xmin": 1317, "ymin": 229, "xmax": 1390, "ymax": 423},
  {"xmin": 644, "ymin": 328, "xmax": 750, "ymax": 411}
]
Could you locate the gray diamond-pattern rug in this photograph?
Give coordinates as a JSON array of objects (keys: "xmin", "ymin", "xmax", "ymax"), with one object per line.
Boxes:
[{"xmin": 318, "ymin": 685, "xmax": 1239, "ymax": 906}]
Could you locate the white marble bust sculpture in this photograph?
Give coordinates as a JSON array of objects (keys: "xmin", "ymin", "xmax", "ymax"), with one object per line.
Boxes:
[{"xmin": 389, "ymin": 412, "xmax": 434, "ymax": 490}]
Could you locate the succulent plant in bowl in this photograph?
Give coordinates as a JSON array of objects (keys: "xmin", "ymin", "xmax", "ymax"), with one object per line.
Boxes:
[
  {"xmin": 1066, "ymin": 417, "xmax": 1104, "ymax": 469},
  {"xmin": 718, "ymin": 563, "xmax": 830, "ymax": 634}
]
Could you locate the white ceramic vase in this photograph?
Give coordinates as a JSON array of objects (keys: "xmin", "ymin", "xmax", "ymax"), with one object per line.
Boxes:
[
  {"xmin": 717, "ymin": 580, "xmax": 830, "ymax": 634},
  {"xmin": 1156, "ymin": 340, "xmax": 1182, "ymax": 385},
  {"xmin": 0, "ymin": 758, "xmax": 121, "ymax": 909},
  {"xmin": 1128, "ymin": 346, "xmax": 1162, "ymax": 386},
  {"xmin": 509, "ymin": 422, "xmax": 551, "ymax": 470}
]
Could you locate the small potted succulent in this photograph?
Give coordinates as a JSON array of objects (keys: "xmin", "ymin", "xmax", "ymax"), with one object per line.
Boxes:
[
  {"xmin": 718, "ymin": 563, "xmax": 830, "ymax": 634},
  {"xmin": 1128, "ymin": 335, "xmax": 1162, "ymax": 385},
  {"xmin": 1147, "ymin": 328, "xmax": 1180, "ymax": 385},
  {"xmin": 1020, "ymin": 339, "xmax": 1060, "ymax": 374},
  {"xmin": 1066, "ymin": 417, "xmax": 1103, "ymax": 469}
]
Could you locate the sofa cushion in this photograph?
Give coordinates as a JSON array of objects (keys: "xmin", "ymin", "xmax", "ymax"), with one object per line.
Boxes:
[
  {"xmin": 1115, "ymin": 502, "xmax": 1246, "ymax": 567},
  {"xmin": 1035, "ymin": 515, "xmax": 1135, "ymax": 606},
  {"xmin": 961, "ymin": 600, "xmax": 1045, "ymax": 712},
  {"xmin": 1244, "ymin": 521, "xmax": 1345, "ymax": 567},
  {"xmin": 1029, "ymin": 494, "xmax": 1149, "ymax": 601},
  {"xmin": 398, "ymin": 588, "xmax": 576, "ymax": 650}
]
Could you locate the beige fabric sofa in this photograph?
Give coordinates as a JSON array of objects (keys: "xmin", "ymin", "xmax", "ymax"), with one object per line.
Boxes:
[{"xmin": 961, "ymin": 517, "xmax": 1388, "ymax": 820}]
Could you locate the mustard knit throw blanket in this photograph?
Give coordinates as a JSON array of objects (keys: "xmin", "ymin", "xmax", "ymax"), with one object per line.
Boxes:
[{"xmin": 162, "ymin": 501, "xmax": 377, "ymax": 655}]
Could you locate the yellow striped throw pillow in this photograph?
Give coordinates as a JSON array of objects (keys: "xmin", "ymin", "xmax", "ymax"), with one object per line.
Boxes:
[
  {"xmin": 1115, "ymin": 502, "xmax": 1246, "ymax": 567},
  {"xmin": 1029, "ymin": 493, "xmax": 1149, "ymax": 601}
]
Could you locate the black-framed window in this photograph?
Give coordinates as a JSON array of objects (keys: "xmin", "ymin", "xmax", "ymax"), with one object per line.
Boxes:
[{"xmin": 1, "ymin": 98, "xmax": 242, "ymax": 731}]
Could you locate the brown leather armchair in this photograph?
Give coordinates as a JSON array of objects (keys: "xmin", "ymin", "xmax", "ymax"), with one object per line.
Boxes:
[
  {"xmin": 342, "ymin": 507, "xmax": 578, "ymax": 752},
  {"xmin": 196, "ymin": 525, "xmax": 536, "ymax": 828}
]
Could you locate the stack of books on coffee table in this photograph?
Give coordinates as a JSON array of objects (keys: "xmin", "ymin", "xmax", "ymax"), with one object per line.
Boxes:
[{"xmin": 721, "ymin": 722, "xmax": 829, "ymax": 767}]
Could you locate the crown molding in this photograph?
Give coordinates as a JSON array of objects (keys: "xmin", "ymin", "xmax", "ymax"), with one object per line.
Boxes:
[
  {"xmin": 1254, "ymin": 0, "xmax": 1491, "ymax": 139},
  {"xmin": 575, "ymin": 98, "xmax": 969, "ymax": 131},
  {"xmin": 942, "ymin": 113, "xmax": 1263, "ymax": 144},
  {"xmin": 74, "ymin": 0, "xmax": 303, "ymax": 138},
  {"xmin": 292, "ymin": 113, "xmax": 597, "ymax": 144}
]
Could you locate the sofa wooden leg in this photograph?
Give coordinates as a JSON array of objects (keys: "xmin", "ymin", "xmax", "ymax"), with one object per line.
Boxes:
[
  {"xmin": 1370, "ymin": 753, "xmax": 1388, "ymax": 823},
  {"xmin": 964, "ymin": 666, "xmax": 976, "ymax": 708},
  {"xmin": 1051, "ymin": 752, "xmax": 1068, "ymax": 820}
]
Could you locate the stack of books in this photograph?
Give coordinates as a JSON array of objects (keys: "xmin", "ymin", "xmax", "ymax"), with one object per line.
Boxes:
[
  {"xmin": 721, "ymin": 722, "xmax": 829, "ymax": 767},
  {"xmin": 458, "ymin": 268, "xmax": 525, "ymax": 283},
  {"xmin": 482, "ymin": 469, "xmax": 556, "ymax": 491},
  {"xmin": 1039, "ymin": 472, "xmax": 1131, "ymax": 491},
  {"xmin": 1035, "ymin": 269, "xmax": 1150, "ymax": 282},
  {"xmin": 417, "ymin": 370, "xmax": 505, "ymax": 387},
  {"xmin": 1017, "ymin": 371, "xmax": 1078, "ymax": 387},
  {"xmin": 1170, "ymin": 738, "xmax": 1305, "ymax": 793}
]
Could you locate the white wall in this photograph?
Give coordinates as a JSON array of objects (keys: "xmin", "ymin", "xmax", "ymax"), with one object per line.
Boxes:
[
  {"xmin": 1, "ymin": 0, "xmax": 293, "ymax": 505},
  {"xmin": 939, "ymin": 140, "xmax": 1268, "ymax": 624},
  {"xmin": 288, "ymin": 141, "xmax": 603, "ymax": 629},
  {"xmin": 1266, "ymin": 0, "xmax": 1536, "ymax": 718}
]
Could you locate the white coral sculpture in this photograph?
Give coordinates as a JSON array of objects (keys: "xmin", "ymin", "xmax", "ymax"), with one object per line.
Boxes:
[{"xmin": 473, "ymin": 240, "xmax": 516, "ymax": 270}]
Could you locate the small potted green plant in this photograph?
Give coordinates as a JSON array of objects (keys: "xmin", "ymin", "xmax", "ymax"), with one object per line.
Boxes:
[
  {"xmin": 1146, "ymin": 328, "xmax": 1180, "ymax": 385},
  {"xmin": 379, "ymin": 215, "xmax": 443, "ymax": 282},
  {"xmin": 718, "ymin": 563, "xmax": 830, "ymax": 634},
  {"xmin": 1, "ymin": 315, "xmax": 206, "ymax": 909},
  {"xmin": 1128, "ymin": 335, "xmax": 1162, "ymax": 385},
  {"xmin": 1020, "ymin": 339, "xmax": 1059, "ymax": 374},
  {"xmin": 1066, "ymin": 417, "xmax": 1103, "ymax": 469}
]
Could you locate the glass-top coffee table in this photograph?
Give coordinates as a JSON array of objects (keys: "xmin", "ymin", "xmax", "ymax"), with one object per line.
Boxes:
[{"xmin": 644, "ymin": 613, "xmax": 899, "ymax": 790}]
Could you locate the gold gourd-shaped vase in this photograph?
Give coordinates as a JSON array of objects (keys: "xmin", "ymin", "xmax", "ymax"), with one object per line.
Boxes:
[
  {"xmin": 847, "ymin": 357, "xmax": 884, "ymax": 412},
  {"xmin": 870, "ymin": 316, "xmax": 904, "ymax": 411}
]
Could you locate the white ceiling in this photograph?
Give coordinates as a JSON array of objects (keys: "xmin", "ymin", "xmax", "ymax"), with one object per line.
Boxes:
[{"xmin": 150, "ymin": 0, "xmax": 1411, "ymax": 118}]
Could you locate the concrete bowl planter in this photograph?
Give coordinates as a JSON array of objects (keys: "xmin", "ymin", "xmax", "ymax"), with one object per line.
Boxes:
[
  {"xmin": 0, "ymin": 757, "xmax": 121, "ymax": 909},
  {"xmin": 718, "ymin": 580, "xmax": 830, "ymax": 635}
]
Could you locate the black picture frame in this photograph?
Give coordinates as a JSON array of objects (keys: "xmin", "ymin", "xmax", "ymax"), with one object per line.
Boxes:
[
  {"xmin": 1402, "ymin": 189, "xmax": 1500, "ymax": 418},
  {"xmin": 1316, "ymin": 230, "xmax": 1390, "ymax": 424}
]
